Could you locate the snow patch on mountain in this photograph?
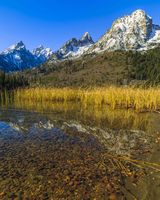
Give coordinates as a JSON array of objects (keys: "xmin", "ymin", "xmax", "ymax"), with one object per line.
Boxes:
[
  {"xmin": 56, "ymin": 32, "xmax": 94, "ymax": 59},
  {"xmin": 1, "ymin": 9, "xmax": 160, "ymax": 72},
  {"xmin": 2, "ymin": 41, "xmax": 26, "ymax": 54},
  {"xmin": 91, "ymin": 9, "xmax": 160, "ymax": 52},
  {"xmin": 0, "ymin": 42, "xmax": 54, "ymax": 72},
  {"xmin": 32, "ymin": 45, "xmax": 53, "ymax": 62}
]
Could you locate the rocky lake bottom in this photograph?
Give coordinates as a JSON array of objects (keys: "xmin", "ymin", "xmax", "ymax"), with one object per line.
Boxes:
[{"xmin": 0, "ymin": 103, "xmax": 160, "ymax": 200}]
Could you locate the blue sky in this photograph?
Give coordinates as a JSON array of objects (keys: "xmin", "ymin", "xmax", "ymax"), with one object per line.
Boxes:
[{"xmin": 0, "ymin": 0, "xmax": 160, "ymax": 51}]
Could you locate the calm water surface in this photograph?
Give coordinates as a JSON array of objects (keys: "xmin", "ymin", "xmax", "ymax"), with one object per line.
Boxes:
[{"xmin": 0, "ymin": 102, "xmax": 160, "ymax": 200}]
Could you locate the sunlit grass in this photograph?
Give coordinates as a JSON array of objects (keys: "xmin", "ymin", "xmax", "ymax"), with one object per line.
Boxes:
[
  {"xmin": 11, "ymin": 86, "xmax": 160, "ymax": 112},
  {"xmin": 5, "ymin": 100, "xmax": 150, "ymax": 131}
]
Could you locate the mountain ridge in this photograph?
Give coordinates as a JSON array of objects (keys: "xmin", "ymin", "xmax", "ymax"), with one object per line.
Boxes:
[
  {"xmin": 90, "ymin": 9, "xmax": 160, "ymax": 52},
  {"xmin": 0, "ymin": 42, "xmax": 54, "ymax": 72},
  {"xmin": 1, "ymin": 9, "xmax": 160, "ymax": 72},
  {"xmin": 55, "ymin": 32, "xmax": 94, "ymax": 59}
]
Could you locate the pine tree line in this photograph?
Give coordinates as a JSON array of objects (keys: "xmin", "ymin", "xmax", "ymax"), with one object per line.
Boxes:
[{"xmin": 0, "ymin": 71, "xmax": 29, "ymax": 90}]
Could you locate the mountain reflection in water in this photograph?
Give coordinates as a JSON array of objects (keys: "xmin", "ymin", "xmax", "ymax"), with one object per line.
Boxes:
[{"xmin": 0, "ymin": 102, "xmax": 160, "ymax": 199}]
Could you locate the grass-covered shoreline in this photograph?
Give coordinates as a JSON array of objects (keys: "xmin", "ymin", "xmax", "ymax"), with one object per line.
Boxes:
[{"xmin": 10, "ymin": 86, "xmax": 160, "ymax": 112}]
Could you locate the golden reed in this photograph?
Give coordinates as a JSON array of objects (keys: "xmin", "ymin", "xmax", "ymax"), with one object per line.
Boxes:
[{"xmin": 13, "ymin": 87, "xmax": 160, "ymax": 111}]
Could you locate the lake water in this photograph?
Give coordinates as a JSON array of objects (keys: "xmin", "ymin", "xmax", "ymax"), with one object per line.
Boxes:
[{"xmin": 0, "ymin": 102, "xmax": 160, "ymax": 199}]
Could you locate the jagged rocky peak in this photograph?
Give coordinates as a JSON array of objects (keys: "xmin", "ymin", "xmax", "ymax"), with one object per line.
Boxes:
[
  {"xmin": 11, "ymin": 41, "xmax": 26, "ymax": 50},
  {"xmin": 94, "ymin": 9, "xmax": 158, "ymax": 51},
  {"xmin": 130, "ymin": 9, "xmax": 153, "ymax": 39},
  {"xmin": 56, "ymin": 38, "xmax": 78, "ymax": 58},
  {"xmin": 33, "ymin": 45, "xmax": 45, "ymax": 52},
  {"xmin": 56, "ymin": 32, "xmax": 94, "ymax": 59},
  {"xmin": 0, "ymin": 42, "xmax": 54, "ymax": 72},
  {"xmin": 66, "ymin": 38, "xmax": 78, "ymax": 45},
  {"xmin": 32, "ymin": 45, "xmax": 53, "ymax": 59},
  {"xmin": 80, "ymin": 32, "xmax": 94, "ymax": 45},
  {"xmin": 3, "ymin": 41, "xmax": 26, "ymax": 53}
]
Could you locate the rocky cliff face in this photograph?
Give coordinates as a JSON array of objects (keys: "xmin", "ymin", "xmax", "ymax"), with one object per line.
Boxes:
[
  {"xmin": 32, "ymin": 45, "xmax": 53, "ymax": 63},
  {"xmin": 56, "ymin": 32, "xmax": 94, "ymax": 59},
  {"xmin": 0, "ymin": 42, "xmax": 54, "ymax": 72},
  {"xmin": 92, "ymin": 9, "xmax": 160, "ymax": 52}
]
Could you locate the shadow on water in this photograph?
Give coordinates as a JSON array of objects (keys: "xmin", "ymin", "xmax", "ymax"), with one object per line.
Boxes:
[{"xmin": 0, "ymin": 96, "xmax": 160, "ymax": 199}]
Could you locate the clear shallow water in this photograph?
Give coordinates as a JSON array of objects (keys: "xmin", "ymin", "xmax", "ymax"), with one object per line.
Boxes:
[{"xmin": 0, "ymin": 104, "xmax": 160, "ymax": 200}]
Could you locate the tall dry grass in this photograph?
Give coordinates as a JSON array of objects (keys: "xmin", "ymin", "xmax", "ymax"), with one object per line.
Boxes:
[{"xmin": 12, "ymin": 87, "xmax": 160, "ymax": 111}]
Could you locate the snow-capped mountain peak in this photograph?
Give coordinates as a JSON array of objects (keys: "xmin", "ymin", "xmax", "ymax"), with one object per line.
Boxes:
[
  {"xmin": 56, "ymin": 32, "xmax": 94, "ymax": 59},
  {"xmin": 1, "ymin": 9, "xmax": 160, "ymax": 72},
  {"xmin": 0, "ymin": 42, "xmax": 54, "ymax": 72},
  {"xmin": 81, "ymin": 32, "xmax": 90, "ymax": 39},
  {"xmin": 131, "ymin": 9, "xmax": 151, "ymax": 19},
  {"xmin": 3, "ymin": 41, "xmax": 26, "ymax": 54},
  {"xmin": 10, "ymin": 41, "xmax": 26, "ymax": 50},
  {"xmin": 92, "ymin": 9, "xmax": 160, "ymax": 52},
  {"xmin": 32, "ymin": 45, "xmax": 53, "ymax": 60},
  {"xmin": 80, "ymin": 32, "xmax": 94, "ymax": 45}
]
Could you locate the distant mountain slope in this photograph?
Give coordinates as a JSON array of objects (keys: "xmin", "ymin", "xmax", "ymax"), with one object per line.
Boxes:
[
  {"xmin": 0, "ymin": 33, "xmax": 94, "ymax": 72},
  {"xmin": 1, "ymin": 9, "xmax": 160, "ymax": 72},
  {"xmin": 3, "ymin": 47, "xmax": 160, "ymax": 90},
  {"xmin": 23, "ymin": 51, "xmax": 129, "ymax": 87},
  {"xmin": 28, "ymin": 47, "xmax": 160, "ymax": 87},
  {"xmin": 0, "ymin": 42, "xmax": 54, "ymax": 72}
]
